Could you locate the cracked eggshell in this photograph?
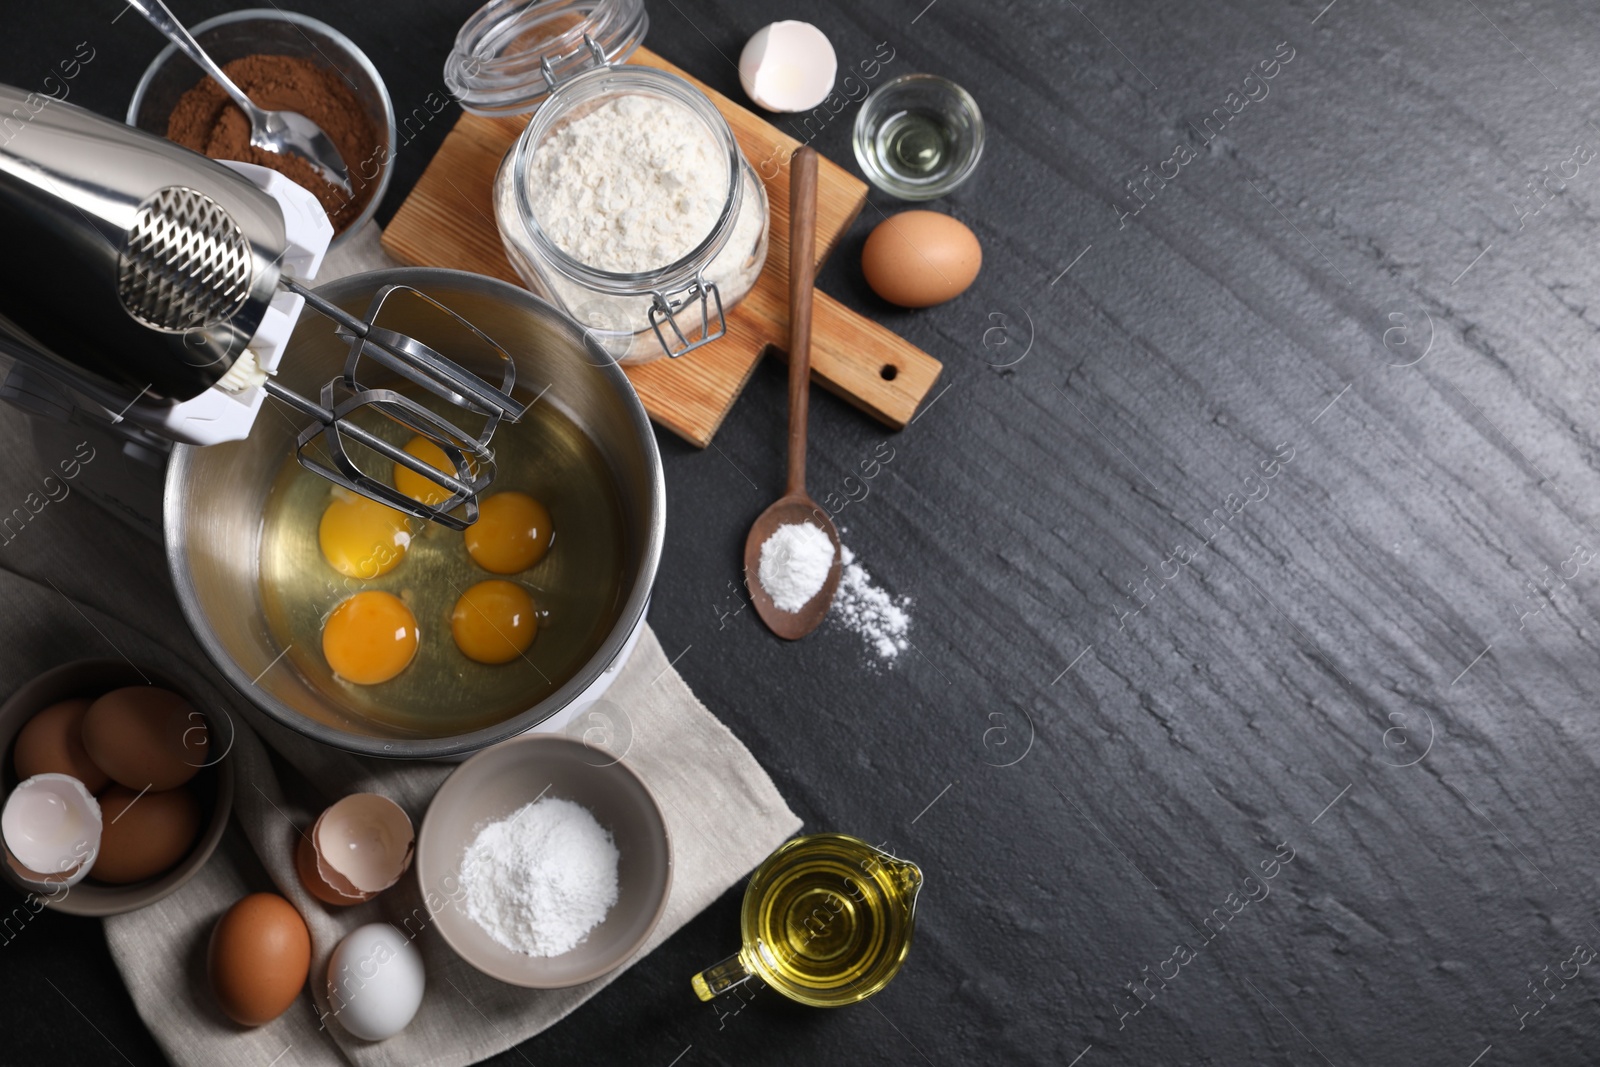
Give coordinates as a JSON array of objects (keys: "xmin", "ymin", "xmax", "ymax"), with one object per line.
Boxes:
[
  {"xmin": 739, "ymin": 21, "xmax": 838, "ymax": 113},
  {"xmin": 297, "ymin": 832, "xmax": 368, "ymax": 906},
  {"xmin": 309, "ymin": 793, "xmax": 414, "ymax": 903},
  {"xmin": 1, "ymin": 773, "xmax": 102, "ymax": 889}
]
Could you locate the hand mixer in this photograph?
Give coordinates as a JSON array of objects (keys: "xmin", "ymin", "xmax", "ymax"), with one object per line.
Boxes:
[{"xmin": 0, "ymin": 84, "xmax": 527, "ymax": 529}]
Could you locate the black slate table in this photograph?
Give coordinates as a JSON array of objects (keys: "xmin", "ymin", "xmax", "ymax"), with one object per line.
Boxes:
[{"xmin": 7, "ymin": 0, "xmax": 1600, "ymax": 1063}]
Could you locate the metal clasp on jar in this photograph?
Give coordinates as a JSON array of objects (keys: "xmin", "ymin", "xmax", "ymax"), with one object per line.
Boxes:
[
  {"xmin": 538, "ymin": 33, "xmax": 610, "ymax": 95},
  {"xmin": 648, "ymin": 273, "xmax": 725, "ymax": 358}
]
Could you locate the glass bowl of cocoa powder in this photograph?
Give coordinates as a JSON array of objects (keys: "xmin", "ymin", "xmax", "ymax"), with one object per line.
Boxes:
[{"xmin": 127, "ymin": 9, "xmax": 396, "ymax": 247}]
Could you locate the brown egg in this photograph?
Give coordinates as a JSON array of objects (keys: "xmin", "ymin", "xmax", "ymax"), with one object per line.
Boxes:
[
  {"xmin": 90, "ymin": 784, "xmax": 200, "ymax": 884},
  {"xmin": 13, "ymin": 698, "xmax": 108, "ymax": 793},
  {"xmin": 861, "ymin": 210, "xmax": 983, "ymax": 308},
  {"xmin": 208, "ymin": 893, "xmax": 311, "ymax": 1027},
  {"xmin": 81, "ymin": 687, "xmax": 207, "ymax": 792}
]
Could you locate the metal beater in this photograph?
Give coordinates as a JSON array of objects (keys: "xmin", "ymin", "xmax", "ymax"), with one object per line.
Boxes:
[{"xmin": 0, "ymin": 84, "xmax": 526, "ymax": 528}]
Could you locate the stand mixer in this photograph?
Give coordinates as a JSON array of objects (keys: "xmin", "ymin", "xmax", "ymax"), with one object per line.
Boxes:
[{"xmin": 0, "ymin": 83, "xmax": 527, "ymax": 530}]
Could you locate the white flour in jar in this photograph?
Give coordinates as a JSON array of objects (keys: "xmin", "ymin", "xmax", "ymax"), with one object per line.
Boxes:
[
  {"xmin": 459, "ymin": 796, "xmax": 619, "ymax": 957},
  {"xmin": 522, "ymin": 92, "xmax": 766, "ymax": 355},
  {"xmin": 532, "ymin": 94, "xmax": 731, "ymax": 272}
]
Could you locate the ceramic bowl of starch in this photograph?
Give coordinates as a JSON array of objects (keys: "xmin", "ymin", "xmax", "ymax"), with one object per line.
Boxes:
[{"xmin": 416, "ymin": 735, "xmax": 672, "ymax": 987}]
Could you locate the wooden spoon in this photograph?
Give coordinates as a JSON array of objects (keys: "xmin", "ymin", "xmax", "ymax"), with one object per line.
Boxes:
[{"xmin": 743, "ymin": 147, "xmax": 842, "ymax": 640}]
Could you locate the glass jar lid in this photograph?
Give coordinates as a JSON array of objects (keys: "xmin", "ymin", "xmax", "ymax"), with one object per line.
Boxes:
[{"xmin": 445, "ymin": 0, "xmax": 648, "ymax": 116}]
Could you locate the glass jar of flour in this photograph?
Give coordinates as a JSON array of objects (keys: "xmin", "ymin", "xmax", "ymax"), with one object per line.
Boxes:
[{"xmin": 448, "ymin": 0, "xmax": 770, "ymax": 364}]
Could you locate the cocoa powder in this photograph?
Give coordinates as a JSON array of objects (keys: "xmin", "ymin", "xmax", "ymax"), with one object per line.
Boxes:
[{"xmin": 166, "ymin": 54, "xmax": 380, "ymax": 234}]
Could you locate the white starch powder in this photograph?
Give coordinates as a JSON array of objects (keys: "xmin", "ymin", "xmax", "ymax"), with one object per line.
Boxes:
[
  {"xmin": 531, "ymin": 94, "xmax": 728, "ymax": 274},
  {"xmin": 531, "ymin": 96, "xmax": 761, "ymax": 279},
  {"xmin": 523, "ymin": 94, "xmax": 767, "ymax": 353},
  {"xmin": 459, "ymin": 796, "xmax": 619, "ymax": 957},
  {"xmin": 759, "ymin": 522, "xmax": 836, "ymax": 612},
  {"xmin": 833, "ymin": 545, "xmax": 912, "ymax": 662}
]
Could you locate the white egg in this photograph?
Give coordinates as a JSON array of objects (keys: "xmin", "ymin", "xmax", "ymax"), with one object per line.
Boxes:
[
  {"xmin": 326, "ymin": 922, "xmax": 425, "ymax": 1041},
  {"xmin": 1, "ymin": 773, "xmax": 101, "ymax": 888},
  {"xmin": 738, "ymin": 21, "xmax": 838, "ymax": 113}
]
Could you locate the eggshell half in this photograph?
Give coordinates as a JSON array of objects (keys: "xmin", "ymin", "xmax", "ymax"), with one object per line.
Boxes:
[
  {"xmin": 297, "ymin": 833, "xmax": 370, "ymax": 906},
  {"xmin": 312, "ymin": 793, "xmax": 414, "ymax": 901},
  {"xmin": 1, "ymin": 773, "xmax": 101, "ymax": 886},
  {"xmin": 739, "ymin": 21, "xmax": 838, "ymax": 112}
]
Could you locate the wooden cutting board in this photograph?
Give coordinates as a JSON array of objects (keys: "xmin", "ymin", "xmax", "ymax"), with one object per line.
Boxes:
[{"xmin": 382, "ymin": 47, "xmax": 942, "ymax": 447}]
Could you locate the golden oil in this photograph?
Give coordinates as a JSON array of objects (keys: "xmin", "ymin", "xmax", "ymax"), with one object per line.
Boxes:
[
  {"xmin": 731, "ymin": 834, "xmax": 921, "ymax": 1007},
  {"xmin": 256, "ymin": 395, "xmax": 625, "ymax": 738}
]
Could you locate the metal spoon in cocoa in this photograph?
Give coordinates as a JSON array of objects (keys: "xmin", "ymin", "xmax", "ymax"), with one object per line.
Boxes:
[
  {"xmin": 744, "ymin": 147, "xmax": 842, "ymax": 640},
  {"xmin": 127, "ymin": 0, "xmax": 353, "ymax": 195}
]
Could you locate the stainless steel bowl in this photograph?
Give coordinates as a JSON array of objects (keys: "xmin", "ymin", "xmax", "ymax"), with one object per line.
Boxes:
[{"xmin": 164, "ymin": 268, "xmax": 664, "ymax": 759}]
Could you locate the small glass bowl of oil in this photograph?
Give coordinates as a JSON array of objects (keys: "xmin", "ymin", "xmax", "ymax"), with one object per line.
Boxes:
[{"xmin": 853, "ymin": 73, "xmax": 984, "ymax": 200}]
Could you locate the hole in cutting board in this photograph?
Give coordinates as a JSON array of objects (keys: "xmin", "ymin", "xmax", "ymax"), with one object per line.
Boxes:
[{"xmin": 880, "ymin": 364, "xmax": 898, "ymax": 381}]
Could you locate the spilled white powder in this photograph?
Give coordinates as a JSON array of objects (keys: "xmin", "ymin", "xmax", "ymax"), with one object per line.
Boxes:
[
  {"xmin": 758, "ymin": 522, "xmax": 836, "ymax": 612},
  {"xmin": 459, "ymin": 797, "xmax": 619, "ymax": 957},
  {"xmin": 833, "ymin": 545, "xmax": 912, "ymax": 661}
]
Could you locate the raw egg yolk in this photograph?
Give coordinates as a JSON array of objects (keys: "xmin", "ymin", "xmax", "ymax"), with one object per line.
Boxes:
[
  {"xmin": 451, "ymin": 580, "xmax": 537, "ymax": 664},
  {"xmin": 322, "ymin": 591, "xmax": 419, "ymax": 684},
  {"xmin": 319, "ymin": 494, "xmax": 410, "ymax": 579},
  {"xmin": 464, "ymin": 492, "xmax": 553, "ymax": 574},
  {"xmin": 393, "ymin": 435, "xmax": 461, "ymax": 507}
]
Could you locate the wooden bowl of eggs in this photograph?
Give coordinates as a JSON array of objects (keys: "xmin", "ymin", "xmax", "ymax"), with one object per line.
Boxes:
[{"xmin": 0, "ymin": 659, "xmax": 234, "ymax": 916}]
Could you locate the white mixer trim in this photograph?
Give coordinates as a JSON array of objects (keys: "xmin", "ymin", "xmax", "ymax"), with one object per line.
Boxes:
[
  {"xmin": 214, "ymin": 350, "xmax": 266, "ymax": 393},
  {"xmin": 150, "ymin": 160, "xmax": 333, "ymax": 444}
]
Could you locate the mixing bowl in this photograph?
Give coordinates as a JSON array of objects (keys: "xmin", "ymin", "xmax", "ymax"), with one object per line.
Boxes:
[
  {"xmin": 164, "ymin": 268, "xmax": 664, "ymax": 760},
  {"xmin": 416, "ymin": 735, "xmax": 672, "ymax": 987},
  {"xmin": 125, "ymin": 8, "xmax": 396, "ymax": 247}
]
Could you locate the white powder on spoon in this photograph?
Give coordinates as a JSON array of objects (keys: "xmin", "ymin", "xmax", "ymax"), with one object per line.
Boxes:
[
  {"xmin": 758, "ymin": 522, "xmax": 836, "ymax": 612},
  {"xmin": 755, "ymin": 526, "xmax": 914, "ymax": 660},
  {"xmin": 459, "ymin": 797, "xmax": 619, "ymax": 957}
]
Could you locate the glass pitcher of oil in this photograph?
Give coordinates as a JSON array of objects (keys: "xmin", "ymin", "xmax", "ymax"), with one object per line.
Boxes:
[{"xmin": 691, "ymin": 834, "xmax": 922, "ymax": 1007}]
